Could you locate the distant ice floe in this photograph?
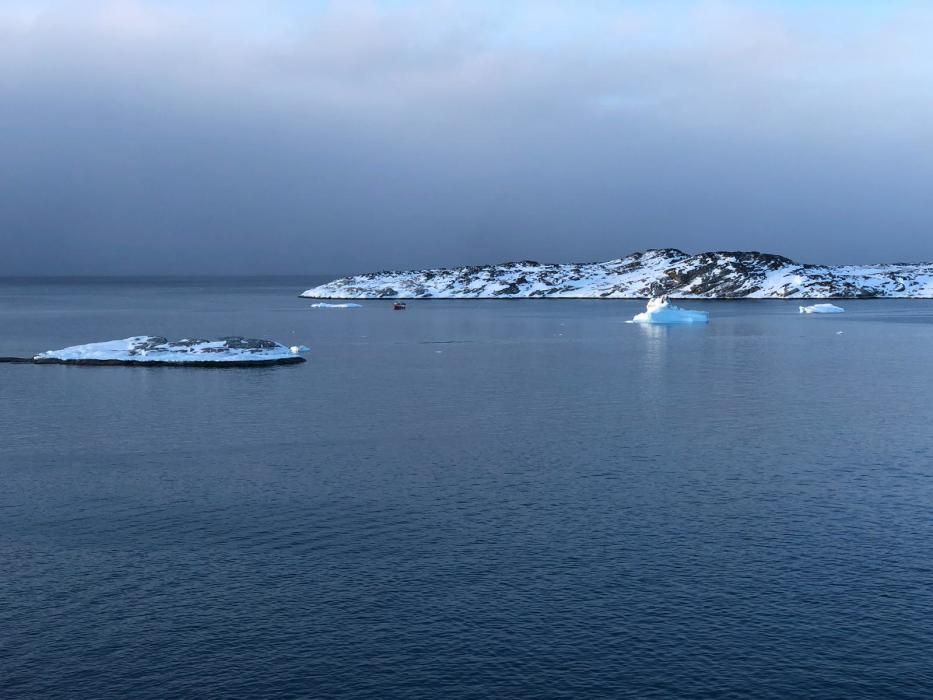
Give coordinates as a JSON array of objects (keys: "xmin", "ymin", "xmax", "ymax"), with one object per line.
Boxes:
[
  {"xmin": 629, "ymin": 297, "xmax": 709, "ymax": 324},
  {"xmin": 799, "ymin": 303, "xmax": 845, "ymax": 314},
  {"xmin": 311, "ymin": 302, "xmax": 362, "ymax": 309},
  {"xmin": 33, "ymin": 336, "xmax": 308, "ymax": 366}
]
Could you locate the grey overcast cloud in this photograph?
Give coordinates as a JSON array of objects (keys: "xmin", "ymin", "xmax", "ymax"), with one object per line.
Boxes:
[{"xmin": 1, "ymin": 1, "xmax": 932, "ymax": 275}]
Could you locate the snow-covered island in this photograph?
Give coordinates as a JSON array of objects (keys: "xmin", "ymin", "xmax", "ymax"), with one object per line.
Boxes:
[
  {"xmin": 630, "ymin": 297, "xmax": 709, "ymax": 324},
  {"xmin": 301, "ymin": 249, "xmax": 933, "ymax": 299},
  {"xmin": 31, "ymin": 336, "xmax": 308, "ymax": 366}
]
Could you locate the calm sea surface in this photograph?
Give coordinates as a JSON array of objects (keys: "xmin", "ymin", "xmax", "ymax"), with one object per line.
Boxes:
[{"xmin": 2, "ymin": 278, "xmax": 933, "ymax": 699}]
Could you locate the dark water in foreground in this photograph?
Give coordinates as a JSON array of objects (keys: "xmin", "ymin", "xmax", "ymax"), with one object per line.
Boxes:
[{"xmin": 2, "ymin": 278, "xmax": 933, "ymax": 699}]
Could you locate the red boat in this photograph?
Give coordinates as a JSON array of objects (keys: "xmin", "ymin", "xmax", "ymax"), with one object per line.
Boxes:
[{"xmin": 393, "ymin": 302, "xmax": 407, "ymax": 311}]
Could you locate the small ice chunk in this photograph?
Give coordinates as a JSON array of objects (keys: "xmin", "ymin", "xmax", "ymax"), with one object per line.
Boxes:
[
  {"xmin": 799, "ymin": 303, "xmax": 845, "ymax": 314},
  {"xmin": 290, "ymin": 345, "xmax": 310, "ymax": 354},
  {"xmin": 629, "ymin": 297, "xmax": 709, "ymax": 325},
  {"xmin": 311, "ymin": 302, "xmax": 362, "ymax": 309}
]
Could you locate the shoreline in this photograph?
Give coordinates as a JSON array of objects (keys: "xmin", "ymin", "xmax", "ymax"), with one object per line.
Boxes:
[
  {"xmin": 297, "ymin": 295, "xmax": 933, "ymax": 301},
  {"xmin": 0, "ymin": 356, "xmax": 306, "ymax": 367}
]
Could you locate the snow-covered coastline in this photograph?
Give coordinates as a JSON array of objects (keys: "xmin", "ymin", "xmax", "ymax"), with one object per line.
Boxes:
[
  {"xmin": 301, "ymin": 249, "xmax": 933, "ymax": 300},
  {"xmin": 32, "ymin": 336, "xmax": 308, "ymax": 366}
]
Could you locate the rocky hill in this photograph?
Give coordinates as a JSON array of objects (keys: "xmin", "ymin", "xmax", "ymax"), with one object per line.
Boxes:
[{"xmin": 300, "ymin": 249, "xmax": 933, "ymax": 299}]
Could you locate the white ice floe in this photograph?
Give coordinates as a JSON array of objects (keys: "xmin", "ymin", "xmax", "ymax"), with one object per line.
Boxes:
[
  {"xmin": 34, "ymin": 336, "xmax": 308, "ymax": 364},
  {"xmin": 799, "ymin": 303, "xmax": 845, "ymax": 314},
  {"xmin": 310, "ymin": 302, "xmax": 362, "ymax": 309},
  {"xmin": 629, "ymin": 297, "xmax": 709, "ymax": 324}
]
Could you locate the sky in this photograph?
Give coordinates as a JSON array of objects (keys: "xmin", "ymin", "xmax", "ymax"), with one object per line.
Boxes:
[{"xmin": 1, "ymin": 0, "xmax": 931, "ymax": 275}]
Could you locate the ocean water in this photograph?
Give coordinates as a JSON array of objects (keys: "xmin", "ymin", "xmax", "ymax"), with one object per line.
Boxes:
[{"xmin": 2, "ymin": 278, "xmax": 933, "ymax": 699}]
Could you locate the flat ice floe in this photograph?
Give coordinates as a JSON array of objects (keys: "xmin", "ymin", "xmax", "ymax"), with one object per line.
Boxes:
[
  {"xmin": 799, "ymin": 304, "xmax": 845, "ymax": 314},
  {"xmin": 310, "ymin": 302, "xmax": 362, "ymax": 309},
  {"xmin": 33, "ymin": 336, "xmax": 308, "ymax": 366},
  {"xmin": 629, "ymin": 297, "xmax": 709, "ymax": 324}
]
